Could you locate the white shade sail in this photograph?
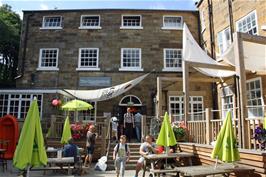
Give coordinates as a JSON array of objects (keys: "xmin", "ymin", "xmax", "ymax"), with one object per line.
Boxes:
[
  {"xmin": 64, "ymin": 73, "xmax": 149, "ymax": 102},
  {"xmin": 183, "ymin": 23, "xmax": 235, "ymax": 78}
]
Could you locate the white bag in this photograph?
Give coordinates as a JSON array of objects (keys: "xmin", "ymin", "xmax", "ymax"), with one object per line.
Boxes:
[{"xmin": 94, "ymin": 156, "xmax": 107, "ymax": 171}]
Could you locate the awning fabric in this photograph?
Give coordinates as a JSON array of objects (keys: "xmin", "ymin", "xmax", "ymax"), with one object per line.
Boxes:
[
  {"xmin": 183, "ymin": 23, "xmax": 235, "ymax": 78},
  {"xmin": 64, "ymin": 73, "xmax": 149, "ymax": 101},
  {"xmin": 220, "ymin": 41, "xmax": 266, "ymax": 72}
]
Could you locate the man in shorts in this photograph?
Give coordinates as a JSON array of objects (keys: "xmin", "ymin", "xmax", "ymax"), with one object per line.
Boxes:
[
  {"xmin": 134, "ymin": 135, "xmax": 158, "ymax": 177},
  {"xmin": 84, "ymin": 125, "xmax": 97, "ymax": 167}
]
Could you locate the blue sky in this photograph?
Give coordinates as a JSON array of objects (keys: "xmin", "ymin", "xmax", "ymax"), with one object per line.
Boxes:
[{"xmin": 0, "ymin": 0, "xmax": 198, "ymax": 19}]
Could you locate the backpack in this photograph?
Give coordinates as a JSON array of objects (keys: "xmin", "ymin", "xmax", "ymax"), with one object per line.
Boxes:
[{"xmin": 115, "ymin": 143, "xmax": 129, "ymax": 156}]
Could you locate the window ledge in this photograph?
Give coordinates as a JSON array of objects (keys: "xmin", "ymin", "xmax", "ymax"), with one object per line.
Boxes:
[
  {"xmin": 120, "ymin": 26, "xmax": 143, "ymax": 30},
  {"xmin": 119, "ymin": 68, "xmax": 143, "ymax": 71},
  {"xmin": 161, "ymin": 27, "xmax": 182, "ymax": 30},
  {"xmin": 78, "ymin": 26, "xmax": 102, "ymax": 30},
  {"xmin": 36, "ymin": 67, "xmax": 59, "ymax": 71},
  {"xmin": 40, "ymin": 27, "xmax": 63, "ymax": 30},
  {"xmin": 162, "ymin": 68, "xmax": 182, "ymax": 72},
  {"xmin": 76, "ymin": 68, "xmax": 100, "ymax": 71}
]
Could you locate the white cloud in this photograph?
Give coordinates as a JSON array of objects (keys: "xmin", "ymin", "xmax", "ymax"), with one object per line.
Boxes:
[
  {"xmin": 40, "ymin": 3, "xmax": 49, "ymax": 10},
  {"xmin": 0, "ymin": 0, "xmax": 3, "ymax": 6}
]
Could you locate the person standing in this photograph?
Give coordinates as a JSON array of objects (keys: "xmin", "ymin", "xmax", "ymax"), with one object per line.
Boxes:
[
  {"xmin": 123, "ymin": 107, "xmax": 134, "ymax": 142},
  {"xmin": 84, "ymin": 125, "xmax": 97, "ymax": 167},
  {"xmin": 113, "ymin": 135, "xmax": 130, "ymax": 177},
  {"xmin": 134, "ymin": 110, "xmax": 142, "ymax": 142}
]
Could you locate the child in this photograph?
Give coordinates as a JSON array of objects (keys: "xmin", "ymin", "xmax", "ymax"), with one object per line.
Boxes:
[{"xmin": 113, "ymin": 135, "xmax": 130, "ymax": 177}]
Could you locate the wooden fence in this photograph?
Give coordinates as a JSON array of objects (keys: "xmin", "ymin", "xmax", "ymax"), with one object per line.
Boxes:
[{"xmin": 183, "ymin": 108, "xmax": 264, "ymax": 150}]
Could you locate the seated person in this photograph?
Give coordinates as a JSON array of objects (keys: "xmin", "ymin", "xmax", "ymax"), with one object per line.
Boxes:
[
  {"xmin": 134, "ymin": 135, "xmax": 159, "ymax": 177},
  {"xmin": 63, "ymin": 138, "xmax": 79, "ymax": 163}
]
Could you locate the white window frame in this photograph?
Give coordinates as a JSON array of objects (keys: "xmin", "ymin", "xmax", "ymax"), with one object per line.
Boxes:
[
  {"xmin": 221, "ymin": 86, "xmax": 235, "ymax": 119},
  {"xmin": 169, "ymin": 96, "xmax": 204, "ymax": 121},
  {"xmin": 119, "ymin": 48, "xmax": 143, "ymax": 71},
  {"xmin": 161, "ymin": 15, "xmax": 183, "ymax": 30},
  {"xmin": 246, "ymin": 77, "xmax": 264, "ymax": 118},
  {"xmin": 217, "ymin": 27, "xmax": 231, "ymax": 54},
  {"xmin": 0, "ymin": 93, "xmax": 43, "ymax": 119},
  {"xmin": 119, "ymin": 95, "xmax": 142, "ymax": 106},
  {"xmin": 37, "ymin": 48, "xmax": 59, "ymax": 71},
  {"xmin": 120, "ymin": 15, "xmax": 143, "ymax": 30},
  {"xmin": 236, "ymin": 10, "xmax": 258, "ymax": 35},
  {"xmin": 162, "ymin": 48, "xmax": 182, "ymax": 72},
  {"xmin": 40, "ymin": 16, "xmax": 63, "ymax": 30},
  {"xmin": 79, "ymin": 15, "xmax": 102, "ymax": 29},
  {"xmin": 76, "ymin": 48, "xmax": 100, "ymax": 71}
]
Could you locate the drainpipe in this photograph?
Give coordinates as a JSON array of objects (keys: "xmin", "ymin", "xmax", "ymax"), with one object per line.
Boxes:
[
  {"xmin": 15, "ymin": 12, "xmax": 33, "ymax": 80},
  {"xmin": 207, "ymin": 0, "xmax": 218, "ymax": 116},
  {"xmin": 227, "ymin": 0, "xmax": 234, "ymax": 42}
]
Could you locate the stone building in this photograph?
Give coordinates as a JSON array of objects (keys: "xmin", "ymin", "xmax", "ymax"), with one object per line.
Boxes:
[
  {"xmin": 0, "ymin": 9, "xmax": 213, "ymax": 123},
  {"xmin": 196, "ymin": 0, "xmax": 266, "ymax": 120}
]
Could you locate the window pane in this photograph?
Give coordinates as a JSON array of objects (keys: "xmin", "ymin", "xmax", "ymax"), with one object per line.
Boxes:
[
  {"xmin": 164, "ymin": 16, "xmax": 182, "ymax": 28},
  {"xmin": 40, "ymin": 49, "xmax": 58, "ymax": 68},
  {"xmin": 164, "ymin": 49, "xmax": 182, "ymax": 68},
  {"xmin": 43, "ymin": 17, "xmax": 61, "ymax": 28},
  {"xmin": 81, "ymin": 16, "xmax": 100, "ymax": 27},
  {"xmin": 79, "ymin": 49, "xmax": 98, "ymax": 67},
  {"xmin": 123, "ymin": 16, "xmax": 141, "ymax": 27},
  {"xmin": 122, "ymin": 48, "xmax": 141, "ymax": 68}
]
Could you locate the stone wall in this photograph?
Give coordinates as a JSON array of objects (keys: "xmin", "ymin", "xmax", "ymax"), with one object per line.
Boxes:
[{"xmin": 16, "ymin": 9, "xmax": 213, "ymax": 117}]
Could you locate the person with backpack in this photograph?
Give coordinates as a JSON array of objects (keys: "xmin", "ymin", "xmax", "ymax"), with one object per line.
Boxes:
[{"xmin": 113, "ymin": 135, "xmax": 130, "ymax": 177}]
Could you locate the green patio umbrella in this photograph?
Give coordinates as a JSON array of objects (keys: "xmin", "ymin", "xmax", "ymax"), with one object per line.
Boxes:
[
  {"xmin": 156, "ymin": 112, "xmax": 177, "ymax": 148},
  {"xmin": 61, "ymin": 99, "xmax": 93, "ymax": 111},
  {"xmin": 13, "ymin": 99, "xmax": 47, "ymax": 171},
  {"xmin": 263, "ymin": 117, "xmax": 266, "ymax": 129},
  {"xmin": 211, "ymin": 111, "xmax": 240, "ymax": 164},
  {"xmin": 61, "ymin": 116, "xmax": 72, "ymax": 144}
]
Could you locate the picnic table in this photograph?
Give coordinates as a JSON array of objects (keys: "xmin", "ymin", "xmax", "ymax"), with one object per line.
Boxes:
[
  {"xmin": 176, "ymin": 164, "xmax": 255, "ymax": 177},
  {"xmin": 142, "ymin": 152, "xmax": 194, "ymax": 177}
]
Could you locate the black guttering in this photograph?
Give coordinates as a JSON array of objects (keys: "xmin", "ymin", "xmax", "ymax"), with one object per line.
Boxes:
[
  {"xmin": 22, "ymin": 8, "xmax": 198, "ymax": 13},
  {"xmin": 196, "ymin": 0, "xmax": 204, "ymax": 8},
  {"xmin": 15, "ymin": 12, "xmax": 33, "ymax": 80}
]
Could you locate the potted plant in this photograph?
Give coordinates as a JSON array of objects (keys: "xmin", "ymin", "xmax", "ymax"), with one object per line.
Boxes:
[
  {"xmin": 254, "ymin": 123, "xmax": 266, "ymax": 150},
  {"xmin": 173, "ymin": 121, "xmax": 188, "ymax": 142}
]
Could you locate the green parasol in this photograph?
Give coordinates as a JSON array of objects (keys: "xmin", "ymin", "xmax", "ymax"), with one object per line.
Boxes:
[
  {"xmin": 211, "ymin": 111, "xmax": 240, "ymax": 164},
  {"xmin": 156, "ymin": 112, "xmax": 177, "ymax": 147},
  {"xmin": 60, "ymin": 116, "xmax": 72, "ymax": 144},
  {"xmin": 61, "ymin": 99, "xmax": 93, "ymax": 111},
  {"xmin": 13, "ymin": 99, "xmax": 47, "ymax": 171}
]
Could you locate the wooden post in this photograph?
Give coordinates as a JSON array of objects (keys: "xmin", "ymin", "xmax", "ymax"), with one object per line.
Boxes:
[
  {"xmin": 141, "ymin": 115, "xmax": 146, "ymax": 142},
  {"xmin": 157, "ymin": 77, "xmax": 162, "ymax": 118},
  {"xmin": 183, "ymin": 60, "xmax": 189, "ymax": 124},
  {"xmin": 205, "ymin": 108, "xmax": 212, "ymax": 145},
  {"xmin": 234, "ymin": 32, "xmax": 249, "ymax": 149},
  {"xmin": 101, "ymin": 119, "xmax": 107, "ymax": 156}
]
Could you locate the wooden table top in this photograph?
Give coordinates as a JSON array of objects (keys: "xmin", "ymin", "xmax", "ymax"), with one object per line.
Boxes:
[
  {"xmin": 175, "ymin": 164, "xmax": 255, "ymax": 177},
  {"xmin": 144, "ymin": 152, "xmax": 194, "ymax": 160}
]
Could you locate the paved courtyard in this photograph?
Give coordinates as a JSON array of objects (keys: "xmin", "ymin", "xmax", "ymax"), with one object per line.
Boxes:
[{"xmin": 0, "ymin": 161, "xmax": 151, "ymax": 177}]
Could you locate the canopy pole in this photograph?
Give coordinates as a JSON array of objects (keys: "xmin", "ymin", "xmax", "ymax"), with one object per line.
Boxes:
[
  {"xmin": 234, "ymin": 32, "xmax": 248, "ymax": 149},
  {"xmin": 157, "ymin": 77, "xmax": 162, "ymax": 119},
  {"xmin": 183, "ymin": 60, "xmax": 189, "ymax": 124}
]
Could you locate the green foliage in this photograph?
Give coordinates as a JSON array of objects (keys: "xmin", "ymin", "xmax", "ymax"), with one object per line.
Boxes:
[
  {"xmin": 173, "ymin": 126, "xmax": 187, "ymax": 141},
  {"xmin": 0, "ymin": 4, "xmax": 21, "ymax": 87}
]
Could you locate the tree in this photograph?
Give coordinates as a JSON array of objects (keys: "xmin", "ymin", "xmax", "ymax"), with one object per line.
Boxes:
[{"xmin": 0, "ymin": 4, "xmax": 21, "ymax": 87}]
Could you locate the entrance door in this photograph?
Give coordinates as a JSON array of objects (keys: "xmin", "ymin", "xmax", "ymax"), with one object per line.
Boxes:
[{"xmin": 116, "ymin": 95, "xmax": 144, "ymax": 142}]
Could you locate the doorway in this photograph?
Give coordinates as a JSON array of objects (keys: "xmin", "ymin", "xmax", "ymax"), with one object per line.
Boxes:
[{"xmin": 115, "ymin": 95, "xmax": 144, "ymax": 142}]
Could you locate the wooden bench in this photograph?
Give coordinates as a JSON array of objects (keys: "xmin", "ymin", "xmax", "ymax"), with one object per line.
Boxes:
[
  {"xmin": 175, "ymin": 164, "xmax": 255, "ymax": 177},
  {"xmin": 150, "ymin": 168, "xmax": 179, "ymax": 176}
]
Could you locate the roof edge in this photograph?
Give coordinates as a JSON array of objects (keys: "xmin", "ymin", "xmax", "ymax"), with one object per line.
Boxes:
[{"xmin": 22, "ymin": 8, "xmax": 198, "ymax": 13}]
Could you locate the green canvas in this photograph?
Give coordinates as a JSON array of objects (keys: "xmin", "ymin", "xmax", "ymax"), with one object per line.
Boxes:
[
  {"xmin": 263, "ymin": 117, "xmax": 266, "ymax": 129},
  {"xmin": 156, "ymin": 112, "xmax": 177, "ymax": 147},
  {"xmin": 61, "ymin": 116, "xmax": 72, "ymax": 144},
  {"xmin": 13, "ymin": 99, "xmax": 47, "ymax": 170},
  {"xmin": 211, "ymin": 111, "xmax": 240, "ymax": 163},
  {"xmin": 61, "ymin": 99, "xmax": 93, "ymax": 111}
]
